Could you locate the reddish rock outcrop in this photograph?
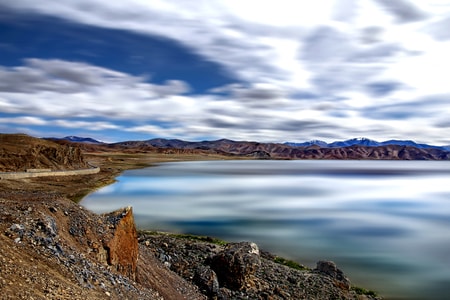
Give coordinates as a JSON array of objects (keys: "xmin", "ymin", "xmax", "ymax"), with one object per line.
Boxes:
[{"xmin": 102, "ymin": 206, "xmax": 139, "ymax": 281}]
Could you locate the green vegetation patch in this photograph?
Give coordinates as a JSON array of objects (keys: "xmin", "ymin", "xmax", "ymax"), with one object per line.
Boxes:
[
  {"xmin": 351, "ymin": 286, "xmax": 378, "ymax": 297},
  {"xmin": 172, "ymin": 233, "xmax": 229, "ymax": 246},
  {"xmin": 139, "ymin": 230, "xmax": 228, "ymax": 246},
  {"xmin": 273, "ymin": 256, "xmax": 310, "ymax": 271}
]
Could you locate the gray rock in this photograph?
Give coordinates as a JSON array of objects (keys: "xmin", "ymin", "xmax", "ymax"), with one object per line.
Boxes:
[
  {"xmin": 9, "ymin": 223, "xmax": 25, "ymax": 232},
  {"xmin": 210, "ymin": 242, "xmax": 261, "ymax": 290},
  {"xmin": 193, "ymin": 265, "xmax": 219, "ymax": 297},
  {"xmin": 315, "ymin": 260, "xmax": 351, "ymax": 290},
  {"xmin": 37, "ymin": 216, "xmax": 58, "ymax": 237}
]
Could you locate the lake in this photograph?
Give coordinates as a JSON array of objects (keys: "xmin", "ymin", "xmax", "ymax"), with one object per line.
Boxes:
[{"xmin": 81, "ymin": 160, "xmax": 450, "ymax": 299}]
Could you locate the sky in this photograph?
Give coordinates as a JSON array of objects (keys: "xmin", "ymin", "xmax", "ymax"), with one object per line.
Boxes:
[{"xmin": 1, "ymin": 0, "xmax": 450, "ymax": 144}]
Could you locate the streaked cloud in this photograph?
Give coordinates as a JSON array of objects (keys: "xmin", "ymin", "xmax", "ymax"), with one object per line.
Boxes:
[
  {"xmin": 0, "ymin": 0, "xmax": 450, "ymax": 145},
  {"xmin": 372, "ymin": 0, "xmax": 428, "ymax": 23}
]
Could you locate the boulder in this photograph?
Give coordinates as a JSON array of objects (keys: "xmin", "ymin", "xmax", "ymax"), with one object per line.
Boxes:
[
  {"xmin": 315, "ymin": 260, "xmax": 351, "ymax": 290},
  {"xmin": 193, "ymin": 265, "xmax": 220, "ymax": 297},
  {"xmin": 210, "ymin": 242, "xmax": 260, "ymax": 290}
]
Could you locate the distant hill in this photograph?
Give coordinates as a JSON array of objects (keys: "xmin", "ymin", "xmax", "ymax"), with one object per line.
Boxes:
[
  {"xmin": 285, "ymin": 138, "xmax": 447, "ymax": 150},
  {"xmin": 108, "ymin": 137, "xmax": 450, "ymax": 160},
  {"xmin": 44, "ymin": 135, "xmax": 450, "ymax": 160},
  {"xmin": 0, "ymin": 133, "xmax": 88, "ymax": 172},
  {"xmin": 46, "ymin": 136, "xmax": 103, "ymax": 144}
]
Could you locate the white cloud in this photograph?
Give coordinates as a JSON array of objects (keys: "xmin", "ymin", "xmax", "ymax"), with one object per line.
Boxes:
[
  {"xmin": 2, "ymin": 0, "xmax": 450, "ymax": 95},
  {"xmin": 0, "ymin": 0, "xmax": 319, "ymax": 89},
  {"xmin": 53, "ymin": 120, "xmax": 121, "ymax": 130},
  {"xmin": 1, "ymin": 57, "xmax": 450, "ymax": 144},
  {"xmin": 0, "ymin": 58, "xmax": 136, "ymax": 94},
  {"xmin": 0, "ymin": 116, "xmax": 47, "ymax": 126},
  {"xmin": 0, "ymin": 59, "xmax": 192, "ymax": 118}
]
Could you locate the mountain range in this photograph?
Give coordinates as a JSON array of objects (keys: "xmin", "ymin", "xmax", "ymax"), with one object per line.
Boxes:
[
  {"xmin": 54, "ymin": 136, "xmax": 450, "ymax": 151},
  {"xmin": 47, "ymin": 136, "xmax": 450, "ymax": 160},
  {"xmin": 284, "ymin": 137, "xmax": 450, "ymax": 151}
]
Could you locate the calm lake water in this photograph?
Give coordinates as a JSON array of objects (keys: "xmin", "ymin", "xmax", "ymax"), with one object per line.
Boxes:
[{"xmin": 81, "ymin": 160, "xmax": 450, "ymax": 299}]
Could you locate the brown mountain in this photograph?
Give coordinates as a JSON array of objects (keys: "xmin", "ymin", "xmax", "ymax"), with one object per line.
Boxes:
[
  {"xmin": 0, "ymin": 133, "xmax": 88, "ymax": 172},
  {"xmin": 103, "ymin": 138, "xmax": 450, "ymax": 160}
]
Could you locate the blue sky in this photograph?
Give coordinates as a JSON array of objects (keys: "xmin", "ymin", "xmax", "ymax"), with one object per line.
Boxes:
[{"xmin": 1, "ymin": 0, "xmax": 450, "ymax": 144}]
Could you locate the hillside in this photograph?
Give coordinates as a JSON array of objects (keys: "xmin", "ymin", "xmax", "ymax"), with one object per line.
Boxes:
[{"xmin": 0, "ymin": 134, "xmax": 88, "ymax": 172}]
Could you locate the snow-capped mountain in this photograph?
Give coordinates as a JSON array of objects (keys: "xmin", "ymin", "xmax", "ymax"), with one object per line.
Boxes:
[
  {"xmin": 285, "ymin": 138, "xmax": 446, "ymax": 150},
  {"xmin": 50, "ymin": 136, "xmax": 103, "ymax": 144},
  {"xmin": 279, "ymin": 139, "xmax": 329, "ymax": 148},
  {"xmin": 328, "ymin": 138, "xmax": 381, "ymax": 148}
]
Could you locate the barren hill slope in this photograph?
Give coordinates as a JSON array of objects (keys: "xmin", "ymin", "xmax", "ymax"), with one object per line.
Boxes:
[{"xmin": 0, "ymin": 134, "xmax": 88, "ymax": 172}]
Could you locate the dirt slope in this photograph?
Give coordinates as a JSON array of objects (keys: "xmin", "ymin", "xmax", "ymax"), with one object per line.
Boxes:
[{"xmin": 0, "ymin": 134, "xmax": 87, "ymax": 172}]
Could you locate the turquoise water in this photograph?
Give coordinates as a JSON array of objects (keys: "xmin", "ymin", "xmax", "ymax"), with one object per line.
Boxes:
[{"xmin": 82, "ymin": 160, "xmax": 450, "ymax": 299}]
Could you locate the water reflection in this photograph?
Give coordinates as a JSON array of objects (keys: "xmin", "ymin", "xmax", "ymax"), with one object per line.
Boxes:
[{"xmin": 82, "ymin": 160, "xmax": 450, "ymax": 300}]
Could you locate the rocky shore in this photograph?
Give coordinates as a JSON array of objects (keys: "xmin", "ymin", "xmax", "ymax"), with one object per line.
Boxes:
[{"xmin": 140, "ymin": 232, "xmax": 381, "ymax": 300}]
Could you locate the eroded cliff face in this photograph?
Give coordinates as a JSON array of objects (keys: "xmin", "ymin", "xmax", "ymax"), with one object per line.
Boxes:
[
  {"xmin": 0, "ymin": 134, "xmax": 88, "ymax": 172},
  {"xmin": 102, "ymin": 207, "xmax": 139, "ymax": 281}
]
